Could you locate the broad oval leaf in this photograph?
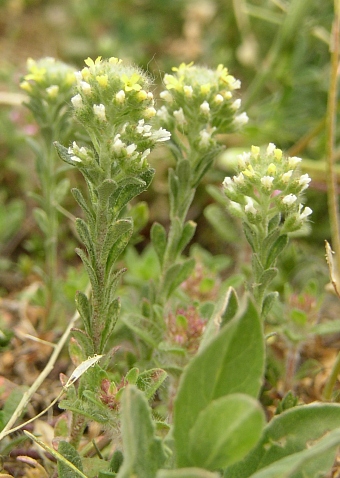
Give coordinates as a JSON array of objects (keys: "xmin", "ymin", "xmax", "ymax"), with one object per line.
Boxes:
[{"xmin": 188, "ymin": 394, "xmax": 265, "ymax": 470}]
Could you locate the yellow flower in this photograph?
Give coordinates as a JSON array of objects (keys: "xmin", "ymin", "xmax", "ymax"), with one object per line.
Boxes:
[
  {"xmin": 243, "ymin": 164, "xmax": 255, "ymax": 177},
  {"xmin": 163, "ymin": 74, "xmax": 183, "ymax": 91},
  {"xmin": 20, "ymin": 80, "xmax": 33, "ymax": 93},
  {"xmin": 200, "ymin": 84, "xmax": 211, "ymax": 95},
  {"xmin": 109, "ymin": 57, "xmax": 122, "ymax": 64},
  {"xmin": 172, "ymin": 62, "xmax": 194, "ymax": 72},
  {"xmin": 274, "ymin": 148, "xmax": 282, "ymax": 161},
  {"xmin": 267, "ymin": 163, "xmax": 277, "ymax": 175},
  {"xmin": 81, "ymin": 68, "xmax": 91, "ymax": 81},
  {"xmin": 137, "ymin": 90, "xmax": 148, "ymax": 101},
  {"xmin": 24, "ymin": 60, "xmax": 47, "ymax": 83},
  {"xmin": 96, "ymin": 75, "xmax": 108, "ymax": 87},
  {"xmin": 84, "ymin": 56, "xmax": 102, "ymax": 67},
  {"xmin": 122, "ymin": 73, "xmax": 142, "ymax": 92},
  {"xmin": 216, "ymin": 64, "xmax": 229, "ymax": 83},
  {"xmin": 251, "ymin": 145, "xmax": 260, "ymax": 159}
]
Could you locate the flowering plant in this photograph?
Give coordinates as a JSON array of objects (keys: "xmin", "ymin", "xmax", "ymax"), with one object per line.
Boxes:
[{"xmin": 223, "ymin": 143, "xmax": 312, "ymax": 315}]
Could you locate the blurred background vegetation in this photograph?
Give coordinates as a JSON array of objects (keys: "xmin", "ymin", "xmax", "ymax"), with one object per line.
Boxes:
[{"xmin": 0, "ymin": 0, "xmax": 336, "ymax": 300}]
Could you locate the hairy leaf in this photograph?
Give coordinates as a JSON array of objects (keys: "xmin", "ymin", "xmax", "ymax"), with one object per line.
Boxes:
[{"xmin": 173, "ymin": 297, "xmax": 264, "ymax": 467}]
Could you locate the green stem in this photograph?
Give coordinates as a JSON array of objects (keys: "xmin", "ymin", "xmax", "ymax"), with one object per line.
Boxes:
[
  {"xmin": 323, "ymin": 349, "xmax": 340, "ymax": 401},
  {"xmin": 40, "ymin": 129, "xmax": 59, "ymax": 326},
  {"xmin": 326, "ymin": 0, "xmax": 340, "ymax": 273}
]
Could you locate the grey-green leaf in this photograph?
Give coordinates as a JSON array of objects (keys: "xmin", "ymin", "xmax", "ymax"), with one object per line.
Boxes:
[
  {"xmin": 157, "ymin": 469, "xmax": 220, "ymax": 478},
  {"xmin": 58, "ymin": 440, "xmax": 84, "ymax": 478},
  {"xmin": 116, "ymin": 385, "xmax": 166, "ymax": 478},
  {"xmin": 246, "ymin": 427, "xmax": 340, "ymax": 478},
  {"xmin": 188, "ymin": 394, "xmax": 265, "ymax": 470},
  {"xmin": 173, "ymin": 297, "xmax": 264, "ymax": 467},
  {"xmin": 176, "ymin": 221, "xmax": 196, "ymax": 256},
  {"xmin": 225, "ymin": 403, "xmax": 340, "ymax": 478},
  {"xmin": 163, "ymin": 258, "xmax": 195, "ymax": 299},
  {"xmin": 151, "ymin": 222, "xmax": 167, "ymax": 267}
]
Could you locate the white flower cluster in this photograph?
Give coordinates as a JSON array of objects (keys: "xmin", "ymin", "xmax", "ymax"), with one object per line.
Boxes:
[{"xmin": 223, "ymin": 143, "xmax": 312, "ymax": 230}]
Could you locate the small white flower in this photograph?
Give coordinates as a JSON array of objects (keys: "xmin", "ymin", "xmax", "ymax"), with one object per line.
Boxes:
[
  {"xmin": 71, "ymin": 155, "xmax": 82, "ymax": 163},
  {"xmin": 223, "ymin": 176, "xmax": 233, "ymax": 188},
  {"xmin": 298, "ymin": 173, "xmax": 311, "ymax": 191},
  {"xmin": 234, "ymin": 112, "xmax": 248, "ymax": 126},
  {"xmin": 214, "ymin": 94, "xmax": 224, "ymax": 104},
  {"xmin": 93, "ymin": 104, "xmax": 106, "ymax": 121},
  {"xmin": 233, "ymin": 172, "xmax": 245, "ymax": 185},
  {"xmin": 136, "ymin": 119, "xmax": 152, "ymax": 136},
  {"xmin": 261, "ymin": 176, "xmax": 274, "ymax": 189},
  {"xmin": 74, "ymin": 71, "xmax": 83, "ymax": 84},
  {"xmin": 288, "ymin": 156, "xmax": 302, "ymax": 168},
  {"xmin": 126, "ymin": 143, "xmax": 137, "ymax": 156},
  {"xmin": 173, "ymin": 108, "xmax": 186, "ymax": 125},
  {"xmin": 151, "ymin": 127, "xmax": 171, "ymax": 142},
  {"xmin": 71, "ymin": 94, "xmax": 83, "ymax": 109},
  {"xmin": 231, "ymin": 99, "xmax": 241, "ymax": 110},
  {"xmin": 80, "ymin": 81, "xmax": 92, "ymax": 95},
  {"xmin": 147, "ymin": 92, "xmax": 154, "ymax": 100},
  {"xmin": 229, "ymin": 201, "xmax": 243, "ymax": 215},
  {"xmin": 229, "ymin": 78, "xmax": 241, "ymax": 90},
  {"xmin": 199, "ymin": 129, "xmax": 211, "ymax": 148},
  {"xmin": 112, "ymin": 134, "xmax": 125, "ymax": 154},
  {"xmin": 237, "ymin": 152, "xmax": 251, "ymax": 169},
  {"xmin": 245, "ymin": 197, "xmax": 257, "ymax": 215},
  {"xmin": 141, "ymin": 148, "xmax": 151, "ymax": 162},
  {"xmin": 266, "ymin": 143, "xmax": 276, "ymax": 155},
  {"xmin": 116, "ymin": 90, "xmax": 125, "ymax": 103},
  {"xmin": 156, "ymin": 106, "xmax": 170, "ymax": 122},
  {"xmin": 281, "ymin": 170, "xmax": 293, "ymax": 183},
  {"xmin": 299, "ymin": 206, "xmax": 312, "ymax": 220},
  {"xmin": 160, "ymin": 90, "xmax": 173, "ymax": 102},
  {"xmin": 282, "ymin": 194, "xmax": 297, "ymax": 206},
  {"xmin": 183, "ymin": 85, "xmax": 193, "ymax": 97},
  {"xmin": 200, "ymin": 101, "xmax": 210, "ymax": 115}
]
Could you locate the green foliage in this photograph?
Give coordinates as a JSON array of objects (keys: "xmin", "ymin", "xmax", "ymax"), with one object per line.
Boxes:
[
  {"xmin": 117, "ymin": 386, "xmax": 166, "ymax": 478},
  {"xmin": 1, "ymin": 4, "xmax": 340, "ymax": 472},
  {"xmin": 173, "ymin": 298, "xmax": 265, "ymax": 467}
]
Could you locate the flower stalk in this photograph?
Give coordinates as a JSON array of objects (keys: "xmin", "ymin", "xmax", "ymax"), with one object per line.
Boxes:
[
  {"xmin": 21, "ymin": 57, "xmax": 76, "ymax": 325},
  {"xmin": 56, "ymin": 57, "xmax": 170, "ymax": 354},
  {"xmin": 223, "ymin": 143, "xmax": 312, "ymax": 316},
  {"xmin": 152, "ymin": 62, "xmax": 247, "ymax": 308}
]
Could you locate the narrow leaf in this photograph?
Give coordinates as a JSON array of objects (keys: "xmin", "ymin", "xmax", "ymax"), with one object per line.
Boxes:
[
  {"xmin": 136, "ymin": 369, "xmax": 168, "ymax": 399},
  {"xmin": 71, "ymin": 328, "xmax": 94, "ymax": 356},
  {"xmin": 262, "ymin": 291, "xmax": 278, "ymax": 319},
  {"xmin": 100, "ymin": 298, "xmax": 120, "ymax": 352},
  {"xmin": 176, "ymin": 221, "xmax": 196, "ymax": 257},
  {"xmin": 151, "ymin": 222, "xmax": 167, "ymax": 267},
  {"xmin": 76, "ymin": 248, "xmax": 99, "ymax": 292},
  {"xmin": 58, "ymin": 441, "xmax": 84, "ymax": 478},
  {"xmin": 71, "ymin": 188, "xmax": 95, "ymax": 229},
  {"xmin": 24, "ymin": 431, "xmax": 86, "ymax": 478},
  {"xmin": 75, "ymin": 291, "xmax": 92, "ymax": 337},
  {"xmin": 33, "ymin": 208, "xmax": 48, "ymax": 235},
  {"xmin": 163, "ymin": 258, "xmax": 195, "ymax": 299},
  {"xmin": 265, "ymin": 234, "xmax": 288, "ymax": 269},
  {"xmin": 101, "ymin": 219, "xmax": 133, "ymax": 266},
  {"xmin": 243, "ymin": 222, "xmax": 257, "ymax": 252},
  {"xmin": 75, "ymin": 218, "xmax": 96, "ymax": 264},
  {"xmin": 116, "ymin": 386, "xmax": 166, "ymax": 478}
]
